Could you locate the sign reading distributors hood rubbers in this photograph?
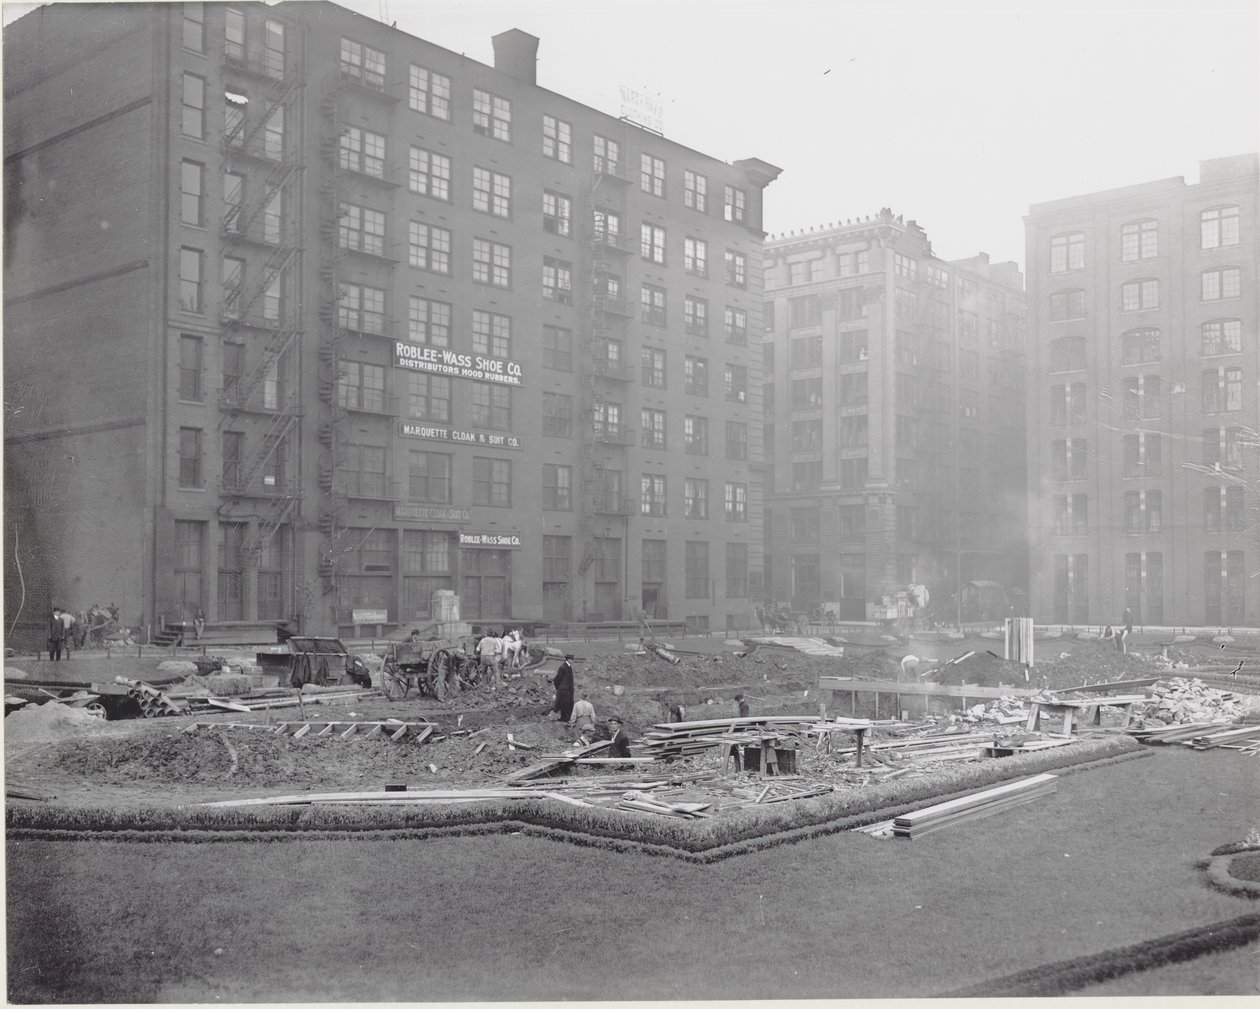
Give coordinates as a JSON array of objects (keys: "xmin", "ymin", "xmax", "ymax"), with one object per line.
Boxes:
[{"xmin": 395, "ymin": 341, "xmax": 523, "ymax": 386}]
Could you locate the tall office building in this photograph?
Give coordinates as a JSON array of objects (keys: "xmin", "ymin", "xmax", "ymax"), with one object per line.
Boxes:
[
  {"xmin": 1025, "ymin": 155, "xmax": 1259, "ymax": 627},
  {"xmin": 762, "ymin": 211, "xmax": 1027, "ymax": 621},
  {"xmin": 3, "ymin": 1, "xmax": 780, "ymax": 639}
]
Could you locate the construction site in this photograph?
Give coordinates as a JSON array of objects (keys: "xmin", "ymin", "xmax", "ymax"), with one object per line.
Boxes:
[{"xmin": 6, "ymin": 620, "xmax": 1260, "ymax": 1000}]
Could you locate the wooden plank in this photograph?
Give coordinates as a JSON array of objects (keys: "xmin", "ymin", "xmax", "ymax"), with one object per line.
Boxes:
[
  {"xmin": 292, "ymin": 723, "xmax": 312, "ymax": 739},
  {"xmin": 1056, "ymin": 677, "xmax": 1159, "ymax": 695},
  {"xmin": 894, "ymin": 774, "xmax": 1059, "ymax": 825},
  {"xmin": 317, "ymin": 724, "xmax": 335, "ymax": 737},
  {"xmin": 819, "ymin": 677, "xmax": 1041, "ymax": 699},
  {"xmin": 389, "ymin": 724, "xmax": 410, "ymax": 742},
  {"xmin": 204, "ymin": 698, "xmax": 253, "ymax": 713},
  {"xmin": 364, "ymin": 724, "xmax": 386, "ymax": 740},
  {"xmin": 413, "ymin": 725, "xmax": 435, "ymax": 745},
  {"xmin": 340, "ymin": 724, "xmax": 358, "ymax": 740}
]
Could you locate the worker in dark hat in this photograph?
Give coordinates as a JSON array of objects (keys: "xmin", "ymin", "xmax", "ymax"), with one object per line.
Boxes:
[
  {"xmin": 551, "ymin": 654, "xmax": 575, "ymax": 722},
  {"xmin": 605, "ymin": 716, "xmax": 631, "ymax": 758},
  {"xmin": 734, "ymin": 693, "xmax": 750, "ymax": 718}
]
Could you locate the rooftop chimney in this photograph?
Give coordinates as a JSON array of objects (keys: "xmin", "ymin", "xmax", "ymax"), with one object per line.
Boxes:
[{"xmin": 492, "ymin": 29, "xmax": 539, "ymax": 85}]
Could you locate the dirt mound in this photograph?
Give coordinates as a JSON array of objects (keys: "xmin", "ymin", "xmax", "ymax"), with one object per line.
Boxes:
[{"xmin": 4, "ymin": 702, "xmax": 104, "ymax": 744}]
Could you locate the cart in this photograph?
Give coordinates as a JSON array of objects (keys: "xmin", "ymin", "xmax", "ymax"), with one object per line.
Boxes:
[{"xmin": 380, "ymin": 640, "xmax": 479, "ymax": 701}]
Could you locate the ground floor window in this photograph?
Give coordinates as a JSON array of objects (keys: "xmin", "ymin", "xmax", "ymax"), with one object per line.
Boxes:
[
  {"xmin": 543, "ymin": 535, "xmax": 571, "ymax": 621},
  {"xmin": 461, "ymin": 548, "xmax": 510, "ymax": 619},
  {"xmin": 256, "ymin": 528, "xmax": 286, "ymax": 621},
  {"xmin": 217, "ymin": 522, "xmax": 246, "ymax": 621},
  {"xmin": 174, "ymin": 519, "xmax": 205, "ymax": 615}
]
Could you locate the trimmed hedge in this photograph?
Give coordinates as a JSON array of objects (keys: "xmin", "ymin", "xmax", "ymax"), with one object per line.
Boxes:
[
  {"xmin": 6, "ymin": 736, "xmax": 1147, "ymax": 861},
  {"xmin": 940, "ymin": 912, "xmax": 1260, "ymax": 996}
]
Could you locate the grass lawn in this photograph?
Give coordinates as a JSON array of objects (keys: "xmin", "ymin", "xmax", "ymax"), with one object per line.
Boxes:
[{"xmin": 7, "ymin": 747, "xmax": 1258, "ymax": 1002}]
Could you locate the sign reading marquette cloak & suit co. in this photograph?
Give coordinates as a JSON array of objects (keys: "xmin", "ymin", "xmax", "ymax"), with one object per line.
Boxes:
[
  {"xmin": 459, "ymin": 532, "xmax": 523, "ymax": 548},
  {"xmin": 394, "ymin": 341, "xmax": 524, "ymax": 386},
  {"xmin": 398, "ymin": 422, "xmax": 522, "ymax": 451}
]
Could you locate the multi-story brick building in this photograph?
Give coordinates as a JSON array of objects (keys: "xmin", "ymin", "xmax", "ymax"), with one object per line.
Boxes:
[
  {"xmin": 3, "ymin": 1, "xmax": 779, "ymax": 639},
  {"xmin": 1025, "ymin": 155, "xmax": 1260, "ymax": 628},
  {"xmin": 762, "ymin": 211, "xmax": 1027, "ymax": 621}
]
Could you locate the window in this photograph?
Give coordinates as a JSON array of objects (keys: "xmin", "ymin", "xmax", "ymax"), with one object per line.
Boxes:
[
  {"xmin": 1120, "ymin": 220, "xmax": 1158, "ymax": 262},
  {"xmin": 178, "ymin": 427, "xmax": 203, "ymax": 487},
  {"xmin": 724, "ymin": 307, "xmax": 747, "ymax": 345},
  {"xmin": 791, "ymin": 335, "xmax": 823, "ymax": 369},
  {"xmin": 221, "ymin": 430, "xmax": 243, "ymax": 489},
  {"xmin": 178, "ymin": 335, "xmax": 203, "ymax": 401},
  {"xmin": 181, "ymin": 73, "xmax": 204, "ymax": 139},
  {"xmin": 180, "ymin": 161, "xmax": 204, "ymax": 227},
  {"xmin": 725, "ymin": 250, "xmax": 747, "ymax": 287},
  {"xmin": 593, "ymin": 208, "xmax": 621, "ymax": 247},
  {"xmin": 1125, "ymin": 491, "xmax": 1162, "ymax": 534},
  {"xmin": 337, "ymin": 282, "xmax": 386, "ymax": 335},
  {"xmin": 593, "ymin": 135, "xmax": 621, "ymax": 175},
  {"xmin": 408, "ymin": 147, "xmax": 451, "ymax": 201},
  {"xmin": 795, "ymin": 460, "xmax": 825, "ymax": 491},
  {"xmin": 543, "ymin": 326, "xmax": 572, "ymax": 372},
  {"xmin": 685, "ymin": 542, "xmax": 709, "ymax": 598},
  {"xmin": 542, "ymin": 392, "xmax": 572, "ymax": 437},
  {"xmin": 724, "ymin": 483, "xmax": 747, "ymax": 522},
  {"xmin": 792, "ymin": 377, "xmax": 823, "ymax": 409},
  {"xmin": 403, "ymin": 373, "xmax": 449, "ymax": 422},
  {"xmin": 684, "ymin": 356, "xmax": 709, "ymax": 396},
  {"xmin": 1053, "ymin": 493, "xmax": 1089, "ymax": 535},
  {"xmin": 181, "ymin": 2, "xmax": 205, "ymax": 51},
  {"xmin": 408, "ymin": 451, "xmax": 451, "ymax": 503},
  {"xmin": 641, "ymin": 538, "xmax": 667, "ymax": 585},
  {"xmin": 1049, "ymin": 232, "xmax": 1085, "ymax": 273},
  {"xmin": 340, "ymin": 203, "xmax": 386, "ymax": 256},
  {"xmin": 179, "ymin": 247, "xmax": 203, "ymax": 313},
  {"xmin": 472, "ymin": 239, "xmax": 511, "ymax": 287},
  {"xmin": 1121, "ymin": 279, "xmax": 1159, "ymax": 311},
  {"xmin": 792, "ymin": 419, "xmax": 822, "ymax": 451},
  {"xmin": 408, "ymin": 296, "xmax": 451, "ymax": 347},
  {"xmin": 1049, "ymin": 337, "xmax": 1086, "ymax": 373},
  {"xmin": 1051, "ymin": 437, "xmax": 1089, "ymax": 480},
  {"xmin": 894, "ymin": 253, "xmax": 918, "ymax": 279},
  {"xmin": 726, "ymin": 543, "xmax": 748, "ymax": 599},
  {"xmin": 1202, "ymin": 368, "xmax": 1244, "ymax": 414},
  {"xmin": 338, "ymin": 444, "xmax": 387, "ymax": 498},
  {"xmin": 1050, "ymin": 382, "xmax": 1086, "ymax": 425},
  {"xmin": 641, "ymin": 408, "xmax": 666, "ymax": 449},
  {"xmin": 409, "ymin": 65, "xmax": 451, "ymax": 120},
  {"xmin": 1121, "ymin": 375, "xmax": 1161, "ymax": 420},
  {"xmin": 684, "ymin": 296, "xmax": 709, "ymax": 336},
  {"xmin": 684, "ymin": 236, "xmax": 708, "ymax": 277},
  {"xmin": 1121, "ymin": 433, "xmax": 1160, "ymax": 477},
  {"xmin": 403, "ymin": 530, "xmax": 454, "ymax": 617},
  {"xmin": 471, "ymin": 308, "xmax": 511, "ymax": 361},
  {"xmin": 838, "ymin": 330, "xmax": 868, "ymax": 363},
  {"xmin": 337, "ymin": 361, "xmax": 386, "ymax": 412},
  {"xmin": 724, "ymin": 364, "xmax": 747, "ymax": 403},
  {"xmin": 640, "ymin": 284, "xmax": 667, "ymax": 326},
  {"xmin": 1203, "ymin": 427, "xmax": 1245, "ymax": 470},
  {"xmin": 1121, "ymin": 328, "xmax": 1161, "ymax": 365},
  {"xmin": 224, "ymin": 7, "xmax": 244, "ymax": 60},
  {"xmin": 542, "ymin": 258, "xmax": 573, "ymax": 303},
  {"xmin": 640, "ymin": 153, "xmax": 665, "ymax": 196},
  {"xmin": 472, "ymin": 166, "xmax": 511, "ymax": 218},
  {"xmin": 262, "ymin": 272, "xmax": 283, "ymax": 324},
  {"xmin": 684, "ymin": 478, "xmax": 709, "ymax": 519},
  {"xmin": 471, "ymin": 457, "xmax": 511, "ymax": 507},
  {"xmin": 542, "ymin": 191, "xmax": 571, "ymax": 236},
  {"xmin": 340, "ymin": 127, "xmax": 386, "ymax": 177},
  {"xmin": 261, "ymin": 187, "xmax": 282, "ymax": 245},
  {"xmin": 839, "ymin": 416, "xmax": 868, "ymax": 448},
  {"xmin": 262, "ymin": 106, "xmax": 284, "ymax": 160},
  {"xmin": 1203, "ymin": 487, "xmax": 1243, "ymax": 532},
  {"xmin": 1202, "ymin": 267, "xmax": 1242, "ymax": 301},
  {"xmin": 1049, "ymin": 289, "xmax": 1086, "ymax": 321},
  {"xmin": 542, "ymin": 464, "xmax": 572, "ymax": 510},
  {"xmin": 640, "ymin": 474, "xmax": 667, "ymax": 516},
  {"xmin": 262, "ymin": 19, "xmax": 285, "ymax": 79},
  {"xmin": 340, "ymin": 37, "xmax": 386, "ymax": 90},
  {"xmin": 1201, "ymin": 206, "xmax": 1239, "ymax": 249},
  {"xmin": 684, "ymin": 170, "xmax": 707, "ymax": 212},
  {"xmin": 470, "ymin": 384, "xmax": 510, "ymax": 430},
  {"xmin": 1202, "ymin": 319, "xmax": 1242, "ymax": 356},
  {"xmin": 593, "ymin": 402, "xmax": 622, "ymax": 439},
  {"xmin": 640, "ymin": 223, "xmax": 666, "ymax": 264},
  {"xmin": 542, "ymin": 115, "xmax": 571, "ymax": 162},
  {"xmin": 724, "ymin": 185, "xmax": 746, "ymax": 223},
  {"xmin": 473, "ymin": 89, "xmax": 511, "ymax": 141},
  {"xmin": 684, "ymin": 415, "xmax": 708, "ymax": 455},
  {"xmin": 957, "ymin": 309, "xmax": 979, "ymax": 341}
]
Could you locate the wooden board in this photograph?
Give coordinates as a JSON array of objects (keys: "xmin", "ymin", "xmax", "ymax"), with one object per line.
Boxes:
[{"xmin": 819, "ymin": 677, "xmax": 1041, "ymax": 699}]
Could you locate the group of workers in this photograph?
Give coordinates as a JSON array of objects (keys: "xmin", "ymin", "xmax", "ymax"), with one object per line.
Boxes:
[{"xmin": 548, "ymin": 653, "xmax": 630, "ymax": 757}]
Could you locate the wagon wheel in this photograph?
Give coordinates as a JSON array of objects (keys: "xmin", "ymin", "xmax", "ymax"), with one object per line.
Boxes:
[
  {"xmin": 429, "ymin": 649, "xmax": 459, "ymax": 701},
  {"xmin": 381, "ymin": 662, "xmax": 410, "ymax": 702},
  {"xmin": 84, "ymin": 702, "xmax": 107, "ymax": 720}
]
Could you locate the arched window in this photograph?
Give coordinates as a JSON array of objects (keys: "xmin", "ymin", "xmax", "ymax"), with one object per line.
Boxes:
[{"xmin": 1120, "ymin": 219, "xmax": 1158, "ymax": 262}]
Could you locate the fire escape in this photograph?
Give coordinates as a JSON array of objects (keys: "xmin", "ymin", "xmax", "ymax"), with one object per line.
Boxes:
[
  {"xmin": 216, "ymin": 36, "xmax": 305, "ymax": 578},
  {"xmin": 313, "ymin": 65, "xmax": 401, "ymax": 602},
  {"xmin": 576, "ymin": 153, "xmax": 634, "ymax": 617}
]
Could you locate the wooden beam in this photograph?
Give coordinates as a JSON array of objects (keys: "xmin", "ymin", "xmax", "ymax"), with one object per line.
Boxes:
[{"xmin": 819, "ymin": 677, "xmax": 1041, "ymax": 699}]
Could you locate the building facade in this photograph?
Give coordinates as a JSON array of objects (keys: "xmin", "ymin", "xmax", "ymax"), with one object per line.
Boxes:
[
  {"xmin": 1025, "ymin": 155, "xmax": 1260, "ymax": 628},
  {"xmin": 3, "ymin": 1, "xmax": 780, "ymax": 638},
  {"xmin": 762, "ymin": 211, "xmax": 1028, "ymax": 621}
]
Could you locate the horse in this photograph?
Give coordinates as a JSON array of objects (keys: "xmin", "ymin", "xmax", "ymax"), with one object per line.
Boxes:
[{"xmin": 500, "ymin": 629, "xmax": 526, "ymax": 670}]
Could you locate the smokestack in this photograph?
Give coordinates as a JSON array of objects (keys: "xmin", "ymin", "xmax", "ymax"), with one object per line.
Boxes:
[{"xmin": 492, "ymin": 29, "xmax": 539, "ymax": 86}]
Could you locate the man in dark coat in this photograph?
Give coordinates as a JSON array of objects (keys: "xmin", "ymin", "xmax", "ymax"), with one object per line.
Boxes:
[
  {"xmin": 48, "ymin": 607, "xmax": 66, "ymax": 661},
  {"xmin": 605, "ymin": 716, "xmax": 631, "ymax": 758},
  {"xmin": 551, "ymin": 654, "xmax": 575, "ymax": 722}
]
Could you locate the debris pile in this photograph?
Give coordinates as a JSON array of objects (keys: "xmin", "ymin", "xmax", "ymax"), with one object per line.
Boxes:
[
  {"xmin": 1134, "ymin": 677, "xmax": 1243, "ymax": 725},
  {"xmin": 4, "ymin": 701, "xmax": 106, "ymax": 744}
]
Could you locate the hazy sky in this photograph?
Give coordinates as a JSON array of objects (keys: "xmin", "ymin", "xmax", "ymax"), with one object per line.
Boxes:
[{"xmin": 6, "ymin": 0, "xmax": 1258, "ymax": 267}]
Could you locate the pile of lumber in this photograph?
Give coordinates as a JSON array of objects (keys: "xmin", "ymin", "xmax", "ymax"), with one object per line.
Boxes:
[
  {"xmin": 183, "ymin": 719, "xmax": 437, "ymax": 743},
  {"xmin": 114, "ymin": 676, "xmax": 380, "ymax": 717},
  {"xmin": 890, "ymin": 773, "xmax": 1058, "ymax": 839},
  {"xmin": 1185, "ymin": 723, "xmax": 1260, "ymax": 752},
  {"xmin": 638, "ymin": 715, "xmax": 817, "ymax": 759},
  {"xmin": 1126, "ymin": 720, "xmax": 1235, "ymax": 744},
  {"xmin": 617, "ymin": 794, "xmax": 712, "ymax": 818},
  {"xmin": 503, "ymin": 739, "xmax": 614, "ymax": 781}
]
